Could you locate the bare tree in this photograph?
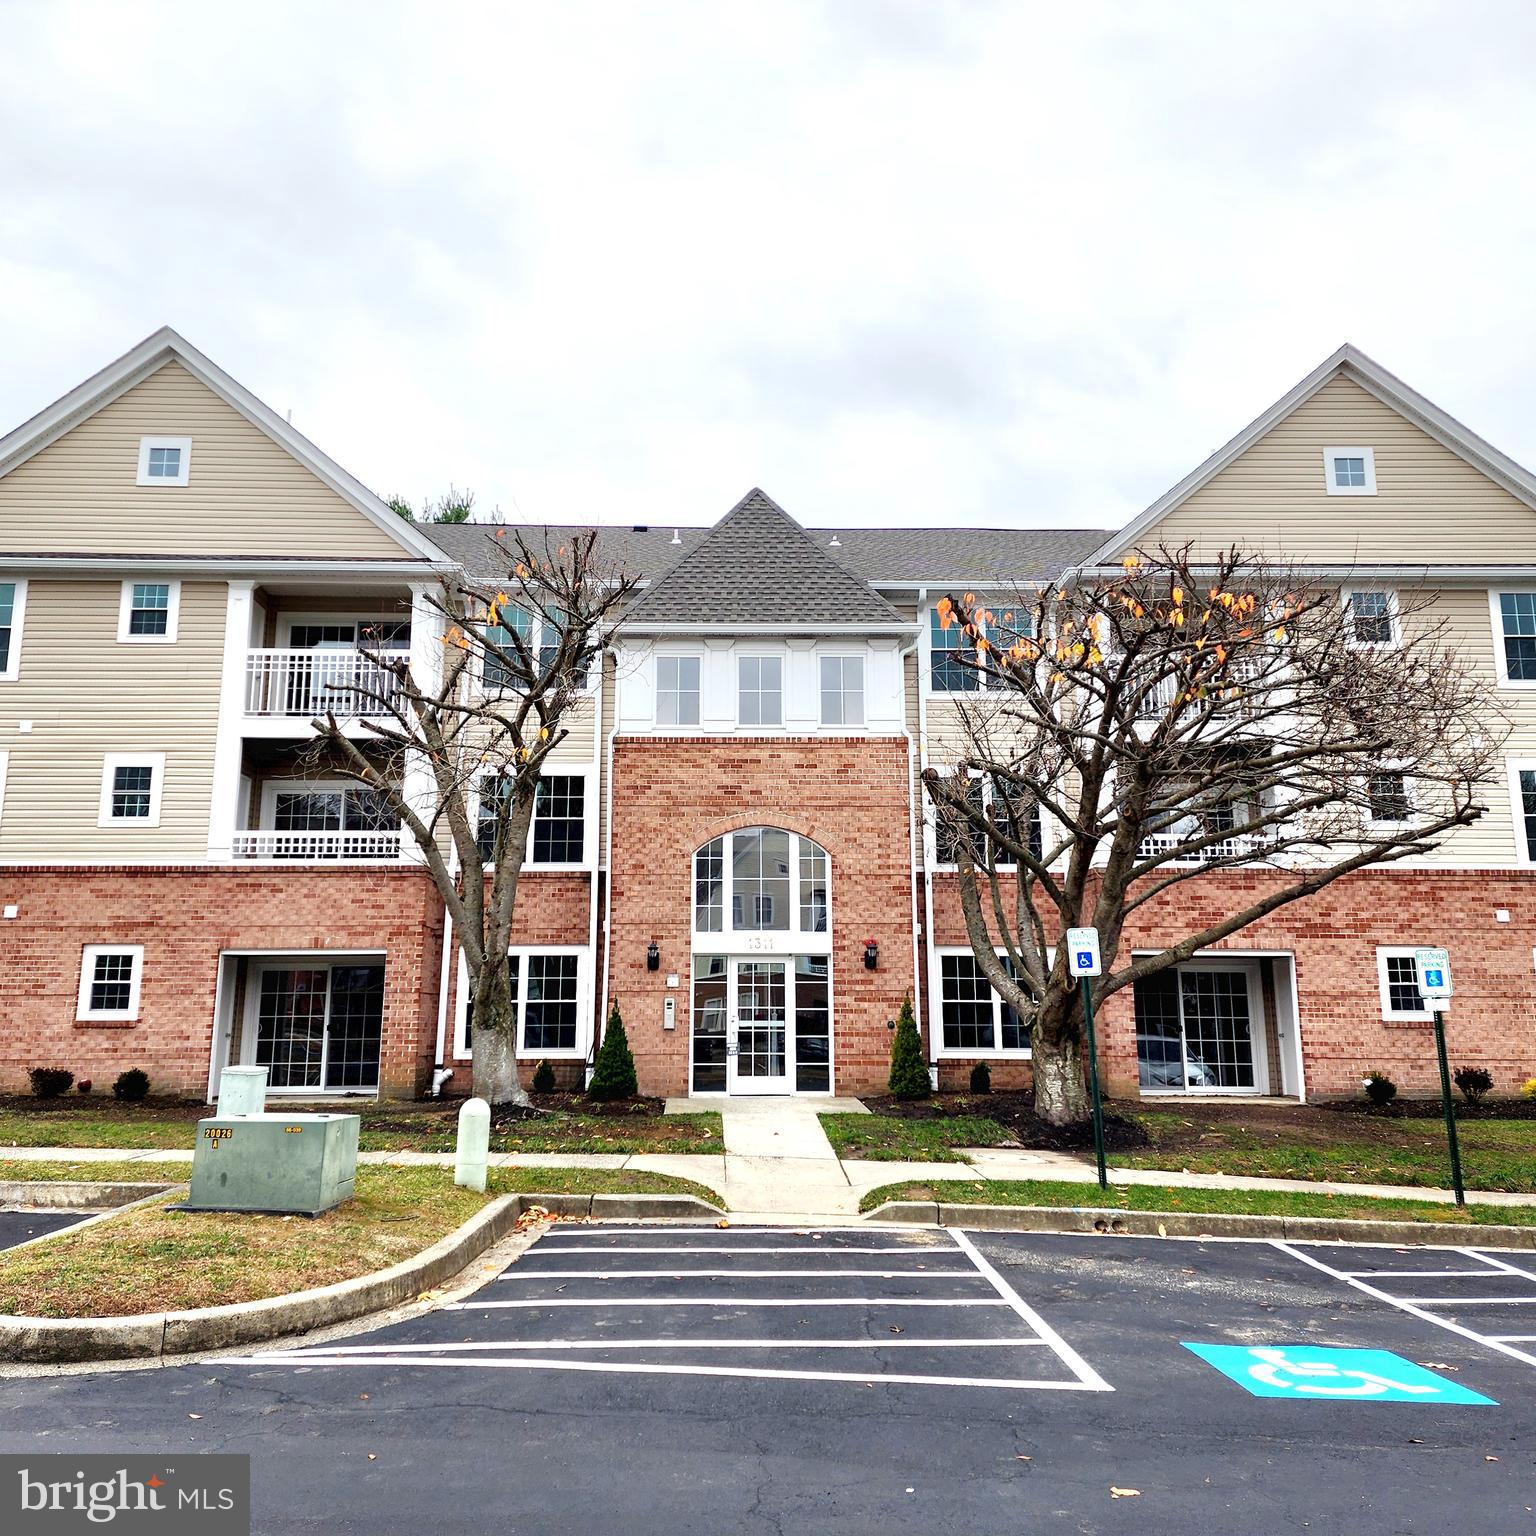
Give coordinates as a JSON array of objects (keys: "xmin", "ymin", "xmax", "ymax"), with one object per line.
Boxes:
[
  {"xmin": 306, "ymin": 529, "xmax": 635, "ymax": 1107},
  {"xmin": 923, "ymin": 545, "xmax": 1505, "ymax": 1126}
]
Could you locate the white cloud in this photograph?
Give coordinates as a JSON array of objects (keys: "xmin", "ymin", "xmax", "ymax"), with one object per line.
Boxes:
[{"xmin": 3, "ymin": 0, "xmax": 1535, "ymax": 531}]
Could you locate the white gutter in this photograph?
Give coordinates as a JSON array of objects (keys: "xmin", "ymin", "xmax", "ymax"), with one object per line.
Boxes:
[
  {"xmin": 896, "ymin": 630, "xmax": 924, "ymax": 1038},
  {"xmin": 0, "ymin": 556, "xmax": 452, "ymax": 577},
  {"xmin": 431, "ymin": 901, "xmax": 455, "ymax": 1093},
  {"xmin": 914, "ymin": 587, "xmax": 940, "ymax": 1077},
  {"xmin": 586, "ymin": 637, "xmax": 606, "ymax": 1079},
  {"xmin": 597, "ymin": 648, "xmax": 622, "ymax": 1063},
  {"xmin": 623, "ymin": 621, "xmax": 915, "ymax": 636}
]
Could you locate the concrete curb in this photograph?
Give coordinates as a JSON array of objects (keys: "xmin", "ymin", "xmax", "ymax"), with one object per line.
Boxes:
[
  {"xmin": 863, "ymin": 1200, "xmax": 1536, "ymax": 1248},
  {"xmin": 0, "ymin": 1181, "xmax": 176, "ymax": 1211},
  {"xmin": 0, "ymin": 1190, "xmax": 723, "ymax": 1365}
]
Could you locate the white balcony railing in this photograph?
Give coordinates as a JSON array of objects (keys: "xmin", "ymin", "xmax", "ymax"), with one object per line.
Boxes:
[
  {"xmin": 244, "ymin": 649, "xmax": 409, "ymax": 719},
  {"xmin": 1137, "ymin": 831, "xmax": 1276, "ymax": 863},
  {"xmin": 230, "ymin": 830, "xmax": 404, "ymax": 861}
]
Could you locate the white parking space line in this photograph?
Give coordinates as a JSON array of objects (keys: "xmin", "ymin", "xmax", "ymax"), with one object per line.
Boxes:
[
  {"xmin": 240, "ymin": 1337, "xmax": 1051, "ymax": 1356},
  {"xmin": 1393, "ymin": 1296, "xmax": 1536, "ymax": 1306},
  {"xmin": 948, "ymin": 1228, "xmax": 1112, "ymax": 1392},
  {"xmin": 499, "ymin": 1269, "xmax": 981, "ymax": 1281},
  {"xmin": 1339, "ymin": 1269, "xmax": 1512, "ymax": 1280},
  {"xmin": 224, "ymin": 1354, "xmax": 1091, "ymax": 1391},
  {"xmin": 525, "ymin": 1246, "xmax": 942, "ymax": 1256},
  {"xmin": 1461, "ymin": 1250, "xmax": 1536, "ymax": 1283},
  {"xmin": 454, "ymin": 1296, "xmax": 1015, "ymax": 1310},
  {"xmin": 1275, "ymin": 1241, "xmax": 1536, "ymax": 1371}
]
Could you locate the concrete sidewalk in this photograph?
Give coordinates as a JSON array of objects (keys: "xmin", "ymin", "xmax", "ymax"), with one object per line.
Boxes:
[{"xmin": 5, "ymin": 1131, "xmax": 1534, "ymax": 1214}]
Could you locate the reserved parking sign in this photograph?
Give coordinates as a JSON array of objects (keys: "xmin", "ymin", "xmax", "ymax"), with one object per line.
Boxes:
[
  {"xmin": 1414, "ymin": 947, "xmax": 1452, "ymax": 1002},
  {"xmin": 1066, "ymin": 927, "xmax": 1101, "ymax": 979}
]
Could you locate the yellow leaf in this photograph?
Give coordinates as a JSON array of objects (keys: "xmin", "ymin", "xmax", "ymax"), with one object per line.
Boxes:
[{"xmin": 1172, "ymin": 586, "xmax": 1184, "ymax": 605}]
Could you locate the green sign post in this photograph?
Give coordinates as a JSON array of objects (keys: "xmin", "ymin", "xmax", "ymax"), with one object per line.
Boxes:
[
  {"xmin": 1414, "ymin": 946, "xmax": 1464, "ymax": 1207},
  {"xmin": 1067, "ymin": 927, "xmax": 1108, "ymax": 1190}
]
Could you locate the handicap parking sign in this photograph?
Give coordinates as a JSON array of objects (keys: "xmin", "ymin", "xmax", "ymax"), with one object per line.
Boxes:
[{"xmin": 1182, "ymin": 1344, "xmax": 1495, "ymax": 1405}]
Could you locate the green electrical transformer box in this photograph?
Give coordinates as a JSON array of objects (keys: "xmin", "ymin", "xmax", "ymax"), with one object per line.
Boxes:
[{"xmin": 185, "ymin": 1112, "xmax": 361, "ymax": 1215}]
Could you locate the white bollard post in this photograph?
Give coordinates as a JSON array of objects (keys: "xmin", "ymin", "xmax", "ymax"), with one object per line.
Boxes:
[{"xmin": 455, "ymin": 1097, "xmax": 491, "ymax": 1193}]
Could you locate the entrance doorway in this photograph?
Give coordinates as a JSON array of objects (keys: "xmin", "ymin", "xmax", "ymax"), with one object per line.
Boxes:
[
  {"xmin": 690, "ymin": 954, "xmax": 832, "ymax": 1096},
  {"xmin": 241, "ymin": 961, "xmax": 384, "ymax": 1093}
]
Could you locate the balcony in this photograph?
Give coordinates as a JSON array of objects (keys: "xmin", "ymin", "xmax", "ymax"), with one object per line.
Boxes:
[
  {"xmin": 244, "ymin": 649, "xmax": 409, "ymax": 720},
  {"xmin": 1137, "ymin": 831, "xmax": 1276, "ymax": 863},
  {"xmin": 230, "ymin": 830, "xmax": 404, "ymax": 861}
]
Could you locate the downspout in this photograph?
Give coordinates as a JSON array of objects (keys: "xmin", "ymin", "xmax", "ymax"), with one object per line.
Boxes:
[
  {"xmin": 895, "ymin": 630, "xmax": 923, "ymax": 1014},
  {"xmin": 587, "ymin": 636, "xmax": 607, "ymax": 1088},
  {"xmin": 431, "ymin": 900, "xmax": 454, "ymax": 1095},
  {"xmin": 597, "ymin": 644, "xmax": 621, "ymax": 1084},
  {"xmin": 914, "ymin": 587, "xmax": 940, "ymax": 1087}
]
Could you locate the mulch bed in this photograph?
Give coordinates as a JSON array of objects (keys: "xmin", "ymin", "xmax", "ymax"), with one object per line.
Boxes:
[
  {"xmin": 1320, "ymin": 1096, "xmax": 1536, "ymax": 1122},
  {"xmin": 858, "ymin": 1091, "xmax": 1152, "ymax": 1153}
]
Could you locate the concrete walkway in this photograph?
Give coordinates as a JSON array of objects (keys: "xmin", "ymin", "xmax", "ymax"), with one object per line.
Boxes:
[{"xmin": 5, "ymin": 1128, "xmax": 1535, "ymax": 1215}]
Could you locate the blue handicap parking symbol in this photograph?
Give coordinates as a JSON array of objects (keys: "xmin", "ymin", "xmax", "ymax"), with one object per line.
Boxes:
[
  {"xmin": 1182, "ymin": 1344, "xmax": 1495, "ymax": 1405},
  {"xmin": 1076, "ymin": 951, "xmax": 1093, "ymax": 969},
  {"xmin": 1424, "ymin": 968, "xmax": 1444, "ymax": 988}
]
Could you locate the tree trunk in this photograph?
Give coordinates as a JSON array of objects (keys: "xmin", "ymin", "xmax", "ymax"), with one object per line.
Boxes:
[
  {"xmin": 1031, "ymin": 988, "xmax": 1091, "ymax": 1127},
  {"xmin": 468, "ymin": 958, "xmax": 530, "ymax": 1109}
]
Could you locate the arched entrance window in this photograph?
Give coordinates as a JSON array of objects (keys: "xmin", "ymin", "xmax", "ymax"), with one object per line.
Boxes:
[{"xmin": 691, "ymin": 828, "xmax": 831, "ymax": 1096}]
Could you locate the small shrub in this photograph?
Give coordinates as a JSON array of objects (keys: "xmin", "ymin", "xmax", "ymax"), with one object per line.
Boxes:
[
  {"xmin": 968, "ymin": 1061, "xmax": 992, "ymax": 1094},
  {"xmin": 887, "ymin": 995, "xmax": 931, "ymax": 1100},
  {"xmin": 1363, "ymin": 1070, "xmax": 1397, "ymax": 1108},
  {"xmin": 531, "ymin": 1059, "xmax": 556, "ymax": 1093},
  {"xmin": 1453, "ymin": 1065, "xmax": 1494, "ymax": 1106},
  {"xmin": 112, "ymin": 1068, "xmax": 150, "ymax": 1103},
  {"xmin": 1523, "ymin": 1077, "xmax": 1536, "ymax": 1100},
  {"xmin": 28, "ymin": 1067, "xmax": 74, "ymax": 1099},
  {"xmin": 588, "ymin": 1002, "xmax": 638, "ymax": 1101},
  {"xmin": 76, "ymin": 1079, "xmax": 92, "ymax": 1094}
]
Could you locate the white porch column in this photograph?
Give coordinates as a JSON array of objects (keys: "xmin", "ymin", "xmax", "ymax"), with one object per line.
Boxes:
[
  {"xmin": 400, "ymin": 581, "xmax": 444, "ymax": 864},
  {"xmin": 206, "ymin": 580, "xmax": 255, "ymax": 861}
]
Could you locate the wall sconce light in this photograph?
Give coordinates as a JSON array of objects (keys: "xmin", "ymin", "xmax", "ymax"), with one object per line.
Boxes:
[
  {"xmin": 864, "ymin": 938, "xmax": 879, "ymax": 971},
  {"xmin": 646, "ymin": 940, "xmax": 660, "ymax": 972}
]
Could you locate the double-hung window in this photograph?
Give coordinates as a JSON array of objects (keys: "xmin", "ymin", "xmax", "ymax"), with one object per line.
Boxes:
[
  {"xmin": 456, "ymin": 949, "xmax": 585, "ymax": 1057},
  {"xmin": 1366, "ymin": 769, "xmax": 1411, "ymax": 824},
  {"xmin": 1511, "ymin": 763, "xmax": 1536, "ymax": 864},
  {"xmin": 819, "ymin": 654, "xmax": 865, "ymax": 726},
  {"xmin": 99, "ymin": 754, "xmax": 164, "ymax": 827},
  {"xmin": 77, "ymin": 945, "xmax": 145, "ymax": 1022},
  {"xmin": 0, "ymin": 580, "xmax": 24, "ymax": 681},
  {"xmin": 1376, "ymin": 947, "xmax": 1432, "ymax": 1022},
  {"xmin": 930, "ymin": 606, "xmax": 979, "ymax": 692},
  {"xmin": 656, "ymin": 654, "xmax": 701, "ymax": 726},
  {"xmin": 483, "ymin": 604, "xmax": 531, "ymax": 691},
  {"xmin": 1495, "ymin": 593, "xmax": 1536, "ymax": 683},
  {"xmin": 1344, "ymin": 589, "xmax": 1397, "ymax": 648},
  {"xmin": 476, "ymin": 773, "xmax": 586, "ymax": 864},
  {"xmin": 118, "ymin": 580, "xmax": 180, "ymax": 643},
  {"xmin": 938, "ymin": 952, "xmax": 1028, "ymax": 1053},
  {"xmin": 737, "ymin": 655, "xmax": 783, "ymax": 726}
]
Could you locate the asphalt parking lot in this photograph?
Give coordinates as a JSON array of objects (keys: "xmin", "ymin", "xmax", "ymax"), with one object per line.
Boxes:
[
  {"xmin": 0, "ymin": 1209, "xmax": 84, "ymax": 1251},
  {"xmin": 1, "ymin": 1225, "xmax": 1532, "ymax": 1533}
]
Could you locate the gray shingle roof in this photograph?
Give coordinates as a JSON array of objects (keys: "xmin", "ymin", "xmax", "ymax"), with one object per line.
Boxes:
[
  {"xmin": 622, "ymin": 489, "xmax": 905, "ymax": 626},
  {"xmin": 426, "ymin": 497, "xmax": 1109, "ymax": 615}
]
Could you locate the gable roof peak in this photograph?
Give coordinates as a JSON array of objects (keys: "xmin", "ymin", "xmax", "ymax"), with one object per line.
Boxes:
[{"xmin": 623, "ymin": 487, "xmax": 908, "ymax": 630}]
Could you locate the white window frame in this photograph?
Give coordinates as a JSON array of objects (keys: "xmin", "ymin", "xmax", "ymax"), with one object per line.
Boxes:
[
  {"xmin": 691, "ymin": 827, "xmax": 832, "ymax": 952},
  {"xmin": 926, "ymin": 604, "xmax": 986, "ymax": 696},
  {"xmin": 453, "ymin": 945, "xmax": 592, "ymax": 1060},
  {"xmin": 1341, "ymin": 586, "xmax": 1399, "ymax": 650},
  {"xmin": 934, "ymin": 947, "xmax": 1032, "ymax": 1059},
  {"xmin": 818, "ymin": 653, "xmax": 866, "ymax": 728},
  {"xmin": 1362, "ymin": 762, "xmax": 1414, "ymax": 829},
  {"xmin": 136, "ymin": 435, "xmax": 192, "ymax": 487},
  {"xmin": 654, "ymin": 651, "xmax": 703, "ymax": 729},
  {"xmin": 77, "ymin": 944, "xmax": 145, "ymax": 1022},
  {"xmin": 1376, "ymin": 945, "xmax": 1432, "ymax": 1022},
  {"xmin": 474, "ymin": 767, "xmax": 592, "ymax": 871},
  {"xmin": 1488, "ymin": 589, "xmax": 1536, "ymax": 688},
  {"xmin": 116, "ymin": 578, "xmax": 182, "ymax": 644},
  {"xmin": 0, "ymin": 577, "xmax": 26, "ymax": 682},
  {"xmin": 928, "ymin": 776, "xmax": 1043, "ymax": 871},
  {"xmin": 1323, "ymin": 445, "xmax": 1376, "ymax": 496},
  {"xmin": 736, "ymin": 652, "xmax": 785, "ymax": 729},
  {"xmin": 1507, "ymin": 758, "xmax": 1536, "ymax": 866},
  {"xmin": 98, "ymin": 752, "xmax": 165, "ymax": 828}
]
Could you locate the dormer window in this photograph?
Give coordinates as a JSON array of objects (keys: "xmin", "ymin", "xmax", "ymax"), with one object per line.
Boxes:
[
  {"xmin": 136, "ymin": 436, "xmax": 192, "ymax": 486},
  {"xmin": 1323, "ymin": 445, "xmax": 1375, "ymax": 495}
]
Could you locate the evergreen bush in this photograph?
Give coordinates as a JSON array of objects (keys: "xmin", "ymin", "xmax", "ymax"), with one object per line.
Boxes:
[
  {"xmin": 887, "ymin": 995, "xmax": 931, "ymax": 1100},
  {"xmin": 588, "ymin": 1002, "xmax": 639, "ymax": 1101}
]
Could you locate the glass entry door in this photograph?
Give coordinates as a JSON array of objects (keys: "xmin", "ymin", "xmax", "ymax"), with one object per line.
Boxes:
[
  {"xmin": 1135, "ymin": 965, "xmax": 1265, "ymax": 1093},
  {"xmin": 244, "ymin": 963, "xmax": 384, "ymax": 1092},
  {"xmin": 727, "ymin": 959, "xmax": 791, "ymax": 1094}
]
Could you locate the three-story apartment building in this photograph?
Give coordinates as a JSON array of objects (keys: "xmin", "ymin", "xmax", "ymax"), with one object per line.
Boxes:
[{"xmin": 2, "ymin": 330, "xmax": 1534, "ymax": 1103}]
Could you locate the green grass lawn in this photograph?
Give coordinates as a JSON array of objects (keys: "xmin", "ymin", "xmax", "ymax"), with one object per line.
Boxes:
[
  {"xmin": 859, "ymin": 1175, "xmax": 1536, "ymax": 1225},
  {"xmin": 0, "ymin": 1101, "xmax": 724, "ymax": 1157},
  {"xmin": 0, "ymin": 1163, "xmax": 719, "ymax": 1319},
  {"xmin": 818, "ymin": 1112, "xmax": 1012, "ymax": 1161},
  {"xmin": 1125, "ymin": 1110, "xmax": 1536, "ymax": 1193}
]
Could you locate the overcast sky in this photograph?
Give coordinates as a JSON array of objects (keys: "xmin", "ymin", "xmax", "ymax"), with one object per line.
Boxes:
[{"xmin": 5, "ymin": 1, "xmax": 1536, "ymax": 533}]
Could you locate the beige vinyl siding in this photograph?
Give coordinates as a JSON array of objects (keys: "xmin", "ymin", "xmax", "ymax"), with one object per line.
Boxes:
[
  {"xmin": 0, "ymin": 578, "xmax": 224, "ymax": 860},
  {"xmin": 1149, "ymin": 376, "xmax": 1536, "ymax": 564},
  {"xmin": 0, "ymin": 361, "xmax": 410, "ymax": 559}
]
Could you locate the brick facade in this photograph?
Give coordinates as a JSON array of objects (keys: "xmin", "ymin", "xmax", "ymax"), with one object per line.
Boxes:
[
  {"xmin": 606, "ymin": 736, "xmax": 918, "ymax": 1096},
  {"xmin": 928, "ymin": 868, "xmax": 1536, "ymax": 1099}
]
